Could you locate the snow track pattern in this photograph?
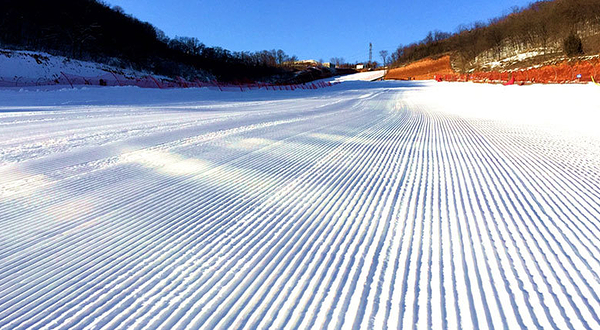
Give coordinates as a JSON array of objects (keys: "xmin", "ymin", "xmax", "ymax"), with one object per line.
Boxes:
[{"xmin": 1, "ymin": 83, "xmax": 599, "ymax": 329}]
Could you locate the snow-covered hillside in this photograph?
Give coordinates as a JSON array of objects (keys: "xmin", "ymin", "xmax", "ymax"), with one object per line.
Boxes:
[
  {"xmin": 330, "ymin": 70, "xmax": 385, "ymax": 82},
  {"xmin": 0, "ymin": 80, "xmax": 599, "ymax": 329},
  {"xmin": 0, "ymin": 49, "xmax": 170, "ymax": 87}
]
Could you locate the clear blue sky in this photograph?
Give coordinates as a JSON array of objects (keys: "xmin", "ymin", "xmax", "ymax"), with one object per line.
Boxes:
[{"xmin": 102, "ymin": 0, "xmax": 534, "ymax": 63}]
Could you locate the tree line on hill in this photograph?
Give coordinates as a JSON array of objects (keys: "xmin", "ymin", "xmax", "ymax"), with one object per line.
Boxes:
[
  {"xmin": 390, "ymin": 0, "xmax": 600, "ymax": 71},
  {"xmin": 0, "ymin": 0, "xmax": 300, "ymax": 81}
]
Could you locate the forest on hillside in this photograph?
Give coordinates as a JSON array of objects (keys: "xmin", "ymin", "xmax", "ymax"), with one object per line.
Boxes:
[
  {"xmin": 390, "ymin": 0, "xmax": 600, "ymax": 71},
  {"xmin": 0, "ymin": 0, "xmax": 300, "ymax": 81}
]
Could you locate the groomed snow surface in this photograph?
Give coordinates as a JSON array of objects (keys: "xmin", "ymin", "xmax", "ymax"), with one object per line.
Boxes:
[{"xmin": 1, "ymin": 79, "xmax": 600, "ymax": 329}]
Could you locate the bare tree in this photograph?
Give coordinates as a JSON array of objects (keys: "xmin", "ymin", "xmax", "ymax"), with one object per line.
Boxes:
[
  {"xmin": 276, "ymin": 49, "xmax": 285, "ymax": 65},
  {"xmin": 330, "ymin": 57, "xmax": 345, "ymax": 66},
  {"xmin": 379, "ymin": 50, "xmax": 389, "ymax": 67}
]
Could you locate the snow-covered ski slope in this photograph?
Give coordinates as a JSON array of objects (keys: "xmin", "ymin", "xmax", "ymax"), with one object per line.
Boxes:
[
  {"xmin": 329, "ymin": 70, "xmax": 385, "ymax": 82},
  {"xmin": 1, "ymin": 80, "xmax": 600, "ymax": 329}
]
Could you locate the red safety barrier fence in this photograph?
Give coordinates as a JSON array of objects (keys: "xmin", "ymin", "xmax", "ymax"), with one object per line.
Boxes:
[
  {"xmin": 434, "ymin": 59, "xmax": 600, "ymax": 85},
  {"xmin": 0, "ymin": 72, "xmax": 341, "ymax": 91}
]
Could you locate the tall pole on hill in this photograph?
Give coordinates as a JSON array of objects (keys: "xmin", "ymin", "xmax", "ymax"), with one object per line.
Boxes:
[{"xmin": 369, "ymin": 43, "xmax": 373, "ymax": 70}]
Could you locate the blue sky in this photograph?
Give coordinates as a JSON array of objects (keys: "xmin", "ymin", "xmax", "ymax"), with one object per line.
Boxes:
[{"xmin": 102, "ymin": 0, "xmax": 534, "ymax": 63}]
